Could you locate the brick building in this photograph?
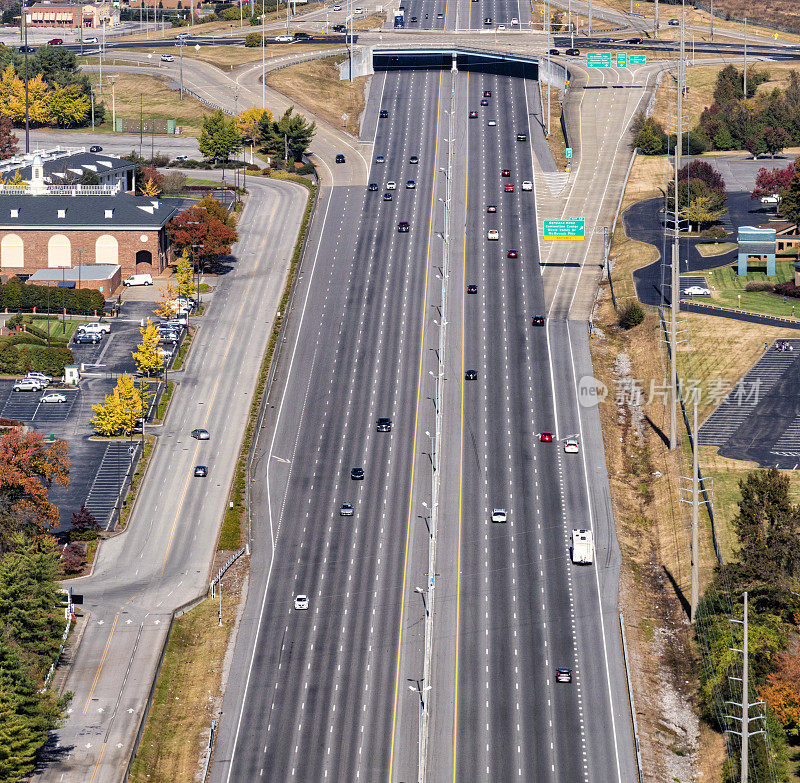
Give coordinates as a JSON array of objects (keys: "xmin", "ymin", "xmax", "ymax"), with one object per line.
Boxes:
[
  {"xmin": 27, "ymin": 2, "xmax": 120, "ymax": 28},
  {"xmin": 0, "ymin": 154, "xmax": 181, "ymax": 289}
]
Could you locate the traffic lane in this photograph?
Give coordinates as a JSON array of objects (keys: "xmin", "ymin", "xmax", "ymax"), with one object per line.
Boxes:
[{"xmin": 28, "ymin": 129, "xmax": 200, "ymax": 159}]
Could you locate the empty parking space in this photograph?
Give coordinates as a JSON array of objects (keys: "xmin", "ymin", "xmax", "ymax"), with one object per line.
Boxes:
[
  {"xmin": 84, "ymin": 441, "xmax": 142, "ymax": 530},
  {"xmin": 0, "ymin": 384, "xmax": 80, "ymax": 424}
]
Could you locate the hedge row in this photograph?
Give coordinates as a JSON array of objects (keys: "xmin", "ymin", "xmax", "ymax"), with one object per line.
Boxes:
[
  {"xmin": 0, "ymin": 279, "xmax": 105, "ymax": 314},
  {"xmin": 0, "ymin": 343, "xmax": 74, "ymax": 376}
]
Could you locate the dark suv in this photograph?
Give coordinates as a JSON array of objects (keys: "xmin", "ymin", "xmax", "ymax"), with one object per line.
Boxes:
[
  {"xmin": 379, "ymin": 109, "xmax": 389, "ymax": 118},
  {"xmin": 351, "ymin": 467, "xmax": 364, "ymax": 480},
  {"xmin": 335, "ymin": 153, "xmax": 346, "ymax": 163},
  {"xmin": 376, "ymin": 417, "xmax": 392, "ymax": 432}
]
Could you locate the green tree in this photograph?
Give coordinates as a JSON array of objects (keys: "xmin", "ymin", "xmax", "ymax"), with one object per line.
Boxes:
[
  {"xmin": 198, "ymin": 109, "xmax": 242, "ymax": 165},
  {"xmin": 132, "ymin": 319, "xmax": 162, "ymax": 377},
  {"xmin": 258, "ymin": 106, "xmax": 315, "ymax": 163},
  {"xmin": 779, "ymin": 160, "xmax": 800, "ymax": 225},
  {"xmin": 632, "ymin": 117, "xmax": 665, "ymax": 155},
  {"xmin": 685, "ymin": 194, "xmax": 726, "ymax": 231},
  {"xmin": 0, "ymin": 693, "xmax": 38, "ymax": 782}
]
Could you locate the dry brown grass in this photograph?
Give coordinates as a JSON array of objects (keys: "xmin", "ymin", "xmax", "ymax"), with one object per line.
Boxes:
[
  {"xmin": 267, "ymin": 54, "xmax": 366, "ymax": 137},
  {"xmin": 543, "ymin": 85, "xmax": 568, "ymax": 170},
  {"xmin": 352, "ymin": 12, "xmax": 384, "ymax": 29}
]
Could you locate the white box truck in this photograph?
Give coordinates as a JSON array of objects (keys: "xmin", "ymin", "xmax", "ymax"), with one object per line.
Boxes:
[{"xmin": 571, "ymin": 529, "xmax": 594, "ymax": 565}]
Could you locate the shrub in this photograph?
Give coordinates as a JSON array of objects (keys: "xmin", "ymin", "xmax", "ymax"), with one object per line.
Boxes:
[
  {"xmin": 162, "ymin": 171, "xmax": 187, "ymax": 195},
  {"xmin": 245, "ymin": 31, "xmax": 263, "ymax": 47},
  {"xmin": 773, "ymin": 281, "xmax": 800, "ymax": 299},
  {"xmin": 618, "ymin": 301, "xmax": 645, "ymax": 329},
  {"xmin": 745, "ymin": 281, "xmax": 776, "ymax": 292},
  {"xmin": 70, "ymin": 503, "xmax": 100, "ymax": 542},
  {"xmin": 0, "ymin": 279, "xmax": 105, "ymax": 314},
  {"xmin": 61, "ymin": 543, "xmax": 86, "ymax": 575},
  {"xmin": 700, "ymin": 226, "xmax": 728, "ymax": 239}
]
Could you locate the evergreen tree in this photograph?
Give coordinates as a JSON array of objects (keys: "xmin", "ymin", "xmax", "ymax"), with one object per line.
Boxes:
[
  {"xmin": 198, "ymin": 109, "xmax": 242, "ymax": 164},
  {"xmin": 0, "ymin": 693, "xmax": 37, "ymax": 782},
  {"xmin": 258, "ymin": 106, "xmax": 315, "ymax": 162}
]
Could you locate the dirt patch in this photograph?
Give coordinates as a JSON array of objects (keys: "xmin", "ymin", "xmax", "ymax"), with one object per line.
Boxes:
[
  {"xmin": 543, "ymin": 85, "xmax": 568, "ymax": 170},
  {"xmin": 267, "ymin": 54, "xmax": 367, "ymax": 137}
]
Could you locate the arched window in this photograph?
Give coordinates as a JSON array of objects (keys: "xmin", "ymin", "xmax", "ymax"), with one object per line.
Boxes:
[
  {"xmin": 95, "ymin": 234, "xmax": 118, "ymax": 264},
  {"xmin": 48, "ymin": 234, "xmax": 71, "ymax": 268},
  {"xmin": 0, "ymin": 234, "xmax": 23, "ymax": 268},
  {"xmin": 135, "ymin": 249, "xmax": 153, "ymax": 271}
]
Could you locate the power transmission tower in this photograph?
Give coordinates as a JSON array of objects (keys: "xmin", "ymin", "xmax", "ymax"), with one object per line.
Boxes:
[{"xmin": 725, "ymin": 592, "xmax": 768, "ymax": 783}]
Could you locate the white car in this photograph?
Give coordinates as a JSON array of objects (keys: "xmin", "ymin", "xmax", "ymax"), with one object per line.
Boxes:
[
  {"xmin": 294, "ymin": 594, "xmax": 309, "ymax": 610},
  {"xmin": 160, "ymin": 54, "xmax": 174, "ymax": 62},
  {"xmin": 491, "ymin": 508, "xmax": 507, "ymax": 523},
  {"xmin": 682, "ymin": 285, "xmax": 710, "ymax": 296},
  {"xmin": 333, "ymin": 3, "xmax": 342, "ymax": 9},
  {"xmin": 564, "ymin": 438, "xmax": 579, "ymax": 453},
  {"xmin": 27, "ymin": 372, "xmax": 52, "ymax": 385},
  {"xmin": 760, "ymin": 194, "xmax": 780, "ymax": 205},
  {"xmin": 511, "ymin": 17, "xmax": 519, "ymax": 24},
  {"xmin": 77, "ymin": 322, "xmax": 111, "ymax": 334},
  {"xmin": 84, "ymin": 36, "xmax": 98, "ymax": 44},
  {"xmin": 487, "ymin": 119, "xmax": 497, "ymax": 127},
  {"xmin": 487, "ymin": 229, "xmax": 499, "ymax": 240},
  {"xmin": 40, "ymin": 393, "xmax": 67, "ymax": 404},
  {"xmin": 123, "ymin": 273, "xmax": 153, "ymax": 286},
  {"xmin": 274, "ymin": 34, "xmax": 293, "ymax": 42},
  {"xmin": 522, "ymin": 180, "xmax": 533, "ymax": 191},
  {"xmin": 355, "ymin": 6, "xmax": 363, "ymax": 12},
  {"xmin": 13, "ymin": 379, "xmax": 43, "ymax": 392},
  {"xmin": 497, "ymin": 24, "xmax": 506, "ymax": 30},
  {"xmin": 386, "ymin": 181, "xmax": 396, "ymax": 190}
]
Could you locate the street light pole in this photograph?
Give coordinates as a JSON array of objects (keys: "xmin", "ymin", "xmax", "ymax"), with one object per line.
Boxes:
[
  {"xmin": 261, "ymin": 0, "xmax": 266, "ymax": 108},
  {"xmin": 22, "ymin": 0, "xmax": 29, "ymax": 153}
]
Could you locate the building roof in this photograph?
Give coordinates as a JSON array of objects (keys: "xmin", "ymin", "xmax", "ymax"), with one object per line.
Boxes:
[
  {"xmin": 28, "ymin": 265, "xmax": 120, "ymax": 283},
  {"xmin": 8, "ymin": 151, "xmax": 135, "ymax": 183},
  {"xmin": 0, "ymin": 194, "xmax": 182, "ymax": 229}
]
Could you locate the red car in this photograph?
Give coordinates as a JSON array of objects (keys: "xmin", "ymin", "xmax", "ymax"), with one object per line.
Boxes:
[
  {"xmin": 47, "ymin": 38, "xmax": 63, "ymax": 45},
  {"xmin": 507, "ymin": 249, "xmax": 518, "ymax": 258},
  {"xmin": 540, "ymin": 432, "xmax": 553, "ymax": 442},
  {"xmin": 504, "ymin": 184, "xmax": 514, "ymax": 192},
  {"xmin": 501, "ymin": 169, "xmax": 511, "ymax": 177},
  {"xmin": 483, "ymin": 90, "xmax": 492, "ymax": 97}
]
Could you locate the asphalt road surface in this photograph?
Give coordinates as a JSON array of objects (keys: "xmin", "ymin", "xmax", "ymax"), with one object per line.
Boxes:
[{"xmin": 31, "ymin": 175, "xmax": 307, "ymax": 783}]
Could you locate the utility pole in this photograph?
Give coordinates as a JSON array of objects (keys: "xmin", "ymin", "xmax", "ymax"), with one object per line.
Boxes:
[
  {"xmin": 710, "ymin": 0, "xmax": 714, "ymax": 40},
  {"xmin": 110, "ymin": 75, "xmax": 117, "ymax": 131},
  {"xmin": 546, "ymin": 0, "xmax": 551, "ymax": 137},
  {"xmin": 690, "ymin": 398, "xmax": 699, "ymax": 622},
  {"xmin": 261, "ymin": 0, "xmax": 266, "ymax": 108},
  {"xmin": 741, "ymin": 592, "xmax": 749, "ymax": 783},
  {"xmin": 23, "ymin": 0, "xmax": 29, "ymax": 153},
  {"xmin": 743, "ymin": 17, "xmax": 748, "ymax": 99},
  {"xmin": 654, "ymin": 0, "xmax": 659, "ymax": 40},
  {"xmin": 179, "ymin": 39, "xmax": 184, "ymax": 99},
  {"xmin": 90, "ymin": 88, "xmax": 95, "ymax": 132},
  {"xmin": 588, "ymin": 0, "xmax": 592, "ymax": 36}
]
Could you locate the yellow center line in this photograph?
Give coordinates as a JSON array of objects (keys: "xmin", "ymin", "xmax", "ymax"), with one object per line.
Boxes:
[
  {"xmin": 88, "ymin": 742, "xmax": 106, "ymax": 783},
  {"xmin": 452, "ymin": 71, "xmax": 469, "ymax": 783},
  {"xmin": 82, "ymin": 612, "xmax": 119, "ymax": 714},
  {"xmin": 388, "ymin": 69, "xmax": 444, "ymax": 781}
]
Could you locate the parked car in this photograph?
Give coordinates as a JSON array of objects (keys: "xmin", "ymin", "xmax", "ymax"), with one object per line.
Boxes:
[
  {"xmin": 40, "ymin": 393, "xmax": 67, "ymax": 404},
  {"xmin": 27, "ymin": 372, "xmax": 52, "ymax": 386},
  {"xmin": 77, "ymin": 322, "xmax": 111, "ymax": 334},
  {"xmin": 682, "ymin": 285, "xmax": 711, "ymax": 296},
  {"xmin": 13, "ymin": 379, "xmax": 43, "ymax": 391},
  {"xmin": 123, "ymin": 273, "xmax": 153, "ymax": 286},
  {"xmin": 73, "ymin": 332, "xmax": 101, "ymax": 344}
]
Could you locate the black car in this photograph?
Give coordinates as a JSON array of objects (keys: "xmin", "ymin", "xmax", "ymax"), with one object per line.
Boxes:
[
  {"xmin": 483, "ymin": 90, "xmax": 492, "ymax": 98},
  {"xmin": 368, "ymin": 182, "xmax": 379, "ymax": 191},
  {"xmin": 293, "ymin": 30, "xmax": 311, "ymax": 39},
  {"xmin": 376, "ymin": 417, "xmax": 392, "ymax": 432},
  {"xmin": 409, "ymin": 155, "xmax": 419, "ymax": 164},
  {"xmin": 480, "ymin": 98, "xmax": 488, "ymax": 106},
  {"xmin": 487, "ymin": 204, "xmax": 497, "ymax": 213},
  {"xmin": 18, "ymin": 45, "xmax": 35, "ymax": 53},
  {"xmin": 469, "ymin": 110, "xmax": 478, "ymax": 118},
  {"xmin": 628, "ymin": 37, "xmax": 643, "ymax": 44},
  {"xmin": 566, "ymin": 48, "xmax": 580, "ymax": 56},
  {"xmin": 556, "ymin": 667, "xmax": 572, "ymax": 683},
  {"xmin": 410, "ymin": 15, "xmax": 418, "ymax": 21},
  {"xmin": 194, "ymin": 465, "xmax": 208, "ymax": 477},
  {"xmin": 406, "ymin": 180, "xmax": 415, "ymax": 189},
  {"xmin": 467, "ymin": 284, "xmax": 478, "ymax": 295},
  {"xmin": 379, "ymin": 109, "xmax": 389, "ymax": 118},
  {"xmin": 335, "ymin": 153, "xmax": 346, "ymax": 163},
  {"xmin": 465, "ymin": 369, "xmax": 477, "ymax": 380},
  {"xmin": 383, "ymin": 192, "xmax": 393, "ymax": 201},
  {"xmin": 549, "ymin": 48, "xmax": 560, "ymax": 55},
  {"xmin": 532, "ymin": 315, "xmax": 545, "ymax": 326},
  {"xmin": 376, "ymin": 155, "xmax": 385, "ymax": 163},
  {"xmin": 516, "ymin": 133, "xmax": 527, "ymax": 142},
  {"xmin": 351, "ymin": 467, "xmax": 364, "ymax": 480},
  {"xmin": 73, "ymin": 332, "xmax": 101, "ymax": 344},
  {"xmin": 89, "ymin": 145, "xmax": 103, "ymax": 153},
  {"xmin": 397, "ymin": 221, "xmax": 410, "ymax": 232},
  {"xmin": 483, "ymin": 17, "xmax": 492, "ymax": 24}
]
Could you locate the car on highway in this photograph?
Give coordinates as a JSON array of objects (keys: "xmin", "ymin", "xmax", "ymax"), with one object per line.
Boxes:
[
  {"xmin": 355, "ymin": 6, "xmax": 363, "ymax": 12},
  {"xmin": 340, "ymin": 502, "xmax": 354, "ymax": 517},
  {"xmin": 386, "ymin": 180, "xmax": 396, "ymax": 190},
  {"xmin": 160, "ymin": 54, "xmax": 175, "ymax": 62},
  {"xmin": 628, "ymin": 37, "xmax": 644, "ymax": 44},
  {"xmin": 191, "ymin": 428, "xmax": 210, "ymax": 440},
  {"xmin": 683, "ymin": 285, "xmax": 710, "ymax": 296},
  {"xmin": 383, "ymin": 192, "xmax": 393, "ymax": 201},
  {"xmin": 504, "ymin": 183, "xmax": 514, "ymax": 192},
  {"xmin": 368, "ymin": 183, "xmax": 378, "ymax": 191},
  {"xmin": 532, "ymin": 315, "xmax": 545, "ymax": 326},
  {"xmin": 469, "ymin": 110, "xmax": 478, "ymax": 118},
  {"xmin": 194, "ymin": 465, "xmax": 208, "ymax": 477},
  {"xmin": 47, "ymin": 38, "xmax": 63, "ymax": 45},
  {"xmin": 376, "ymin": 417, "xmax": 392, "ymax": 432},
  {"xmin": 89, "ymin": 145, "xmax": 103, "ymax": 153},
  {"xmin": 351, "ymin": 467, "xmax": 364, "ymax": 480},
  {"xmin": 549, "ymin": 48, "xmax": 560, "ymax": 55},
  {"xmin": 335, "ymin": 153, "xmax": 346, "ymax": 163},
  {"xmin": 540, "ymin": 431, "xmax": 553, "ymax": 442},
  {"xmin": 487, "ymin": 204, "xmax": 497, "ymax": 213},
  {"xmin": 564, "ymin": 438, "xmax": 579, "ymax": 453},
  {"xmin": 73, "ymin": 332, "xmax": 101, "ymax": 344},
  {"xmin": 465, "ymin": 369, "xmax": 477, "ymax": 380},
  {"xmin": 124, "ymin": 273, "xmax": 153, "ymax": 286},
  {"xmin": 487, "ymin": 229, "xmax": 499, "ymax": 240},
  {"xmin": 483, "ymin": 16, "xmax": 492, "ymax": 24},
  {"xmin": 379, "ymin": 109, "xmax": 389, "ymax": 118},
  {"xmin": 516, "ymin": 132, "xmax": 527, "ymax": 141},
  {"xmin": 27, "ymin": 372, "xmax": 52, "ymax": 386},
  {"xmin": 13, "ymin": 378, "xmax": 43, "ymax": 392},
  {"xmin": 437, "ymin": 11, "xmax": 443, "ymax": 17},
  {"xmin": 376, "ymin": 155, "xmax": 385, "ymax": 163},
  {"xmin": 175, "ymin": 32, "xmax": 191, "ymax": 39},
  {"xmin": 397, "ymin": 221, "xmax": 410, "ymax": 232},
  {"xmin": 84, "ymin": 36, "xmax": 99, "ymax": 44},
  {"xmin": 332, "ymin": 3, "xmax": 342, "ymax": 9},
  {"xmin": 409, "ymin": 155, "xmax": 419, "ymax": 164},
  {"xmin": 566, "ymin": 47, "xmax": 580, "ymax": 56},
  {"xmin": 501, "ymin": 169, "xmax": 511, "ymax": 177},
  {"xmin": 330, "ymin": 23, "xmax": 347, "ymax": 31},
  {"xmin": 522, "ymin": 180, "xmax": 533, "ymax": 191},
  {"xmin": 668, "ymin": 17, "xmax": 680, "ymax": 25},
  {"xmin": 406, "ymin": 180, "xmax": 416, "ymax": 188},
  {"xmin": 491, "ymin": 508, "xmax": 507, "ymax": 523},
  {"xmin": 487, "ymin": 119, "xmax": 497, "ymax": 126},
  {"xmin": 497, "ymin": 24, "xmax": 506, "ymax": 30},
  {"xmin": 507, "ymin": 249, "xmax": 518, "ymax": 258},
  {"xmin": 467, "ymin": 284, "xmax": 478, "ymax": 294},
  {"xmin": 483, "ymin": 90, "xmax": 492, "ymax": 97},
  {"xmin": 39, "ymin": 393, "xmax": 67, "ymax": 404},
  {"xmin": 274, "ymin": 34, "xmax": 293, "ymax": 42},
  {"xmin": 480, "ymin": 98, "xmax": 488, "ymax": 106},
  {"xmin": 18, "ymin": 45, "xmax": 35, "ymax": 53},
  {"xmin": 294, "ymin": 594, "xmax": 309, "ymax": 610},
  {"xmin": 556, "ymin": 667, "xmax": 572, "ymax": 683},
  {"xmin": 410, "ymin": 15, "xmax": 418, "ymax": 22}
]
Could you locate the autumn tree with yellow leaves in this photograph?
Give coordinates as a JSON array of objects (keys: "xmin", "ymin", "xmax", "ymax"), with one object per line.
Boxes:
[
  {"xmin": 91, "ymin": 373, "xmax": 150, "ymax": 437},
  {"xmin": 132, "ymin": 319, "xmax": 162, "ymax": 377}
]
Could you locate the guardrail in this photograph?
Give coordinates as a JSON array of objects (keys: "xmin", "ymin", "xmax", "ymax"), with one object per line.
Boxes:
[
  {"xmin": 210, "ymin": 547, "xmax": 245, "ymax": 597},
  {"xmin": 619, "ymin": 614, "xmax": 644, "ymax": 783},
  {"xmin": 42, "ymin": 614, "xmax": 72, "ymax": 691}
]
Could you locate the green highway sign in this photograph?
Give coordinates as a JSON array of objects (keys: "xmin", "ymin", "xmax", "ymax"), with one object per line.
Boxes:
[
  {"xmin": 565, "ymin": 147, "xmax": 572, "ymax": 159},
  {"xmin": 616, "ymin": 52, "xmax": 628, "ymax": 67},
  {"xmin": 543, "ymin": 218, "xmax": 585, "ymax": 241},
  {"xmin": 629, "ymin": 54, "xmax": 647, "ymax": 64},
  {"xmin": 586, "ymin": 52, "xmax": 612, "ymax": 68}
]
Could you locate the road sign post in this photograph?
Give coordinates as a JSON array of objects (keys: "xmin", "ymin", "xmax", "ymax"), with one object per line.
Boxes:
[
  {"xmin": 565, "ymin": 147, "xmax": 572, "ymax": 159},
  {"xmin": 543, "ymin": 218, "xmax": 585, "ymax": 240}
]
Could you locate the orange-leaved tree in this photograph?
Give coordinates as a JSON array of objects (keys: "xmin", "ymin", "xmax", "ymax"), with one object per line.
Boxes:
[{"xmin": 762, "ymin": 641, "xmax": 800, "ymax": 736}]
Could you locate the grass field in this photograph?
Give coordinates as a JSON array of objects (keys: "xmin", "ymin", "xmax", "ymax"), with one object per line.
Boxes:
[
  {"xmin": 266, "ymin": 54, "xmax": 367, "ymax": 137},
  {"xmin": 696, "ymin": 241, "xmax": 737, "ymax": 257},
  {"xmin": 82, "ymin": 71, "xmax": 210, "ymax": 137}
]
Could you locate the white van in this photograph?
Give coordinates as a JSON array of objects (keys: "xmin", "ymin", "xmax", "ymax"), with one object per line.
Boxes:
[{"xmin": 123, "ymin": 273, "xmax": 153, "ymax": 287}]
